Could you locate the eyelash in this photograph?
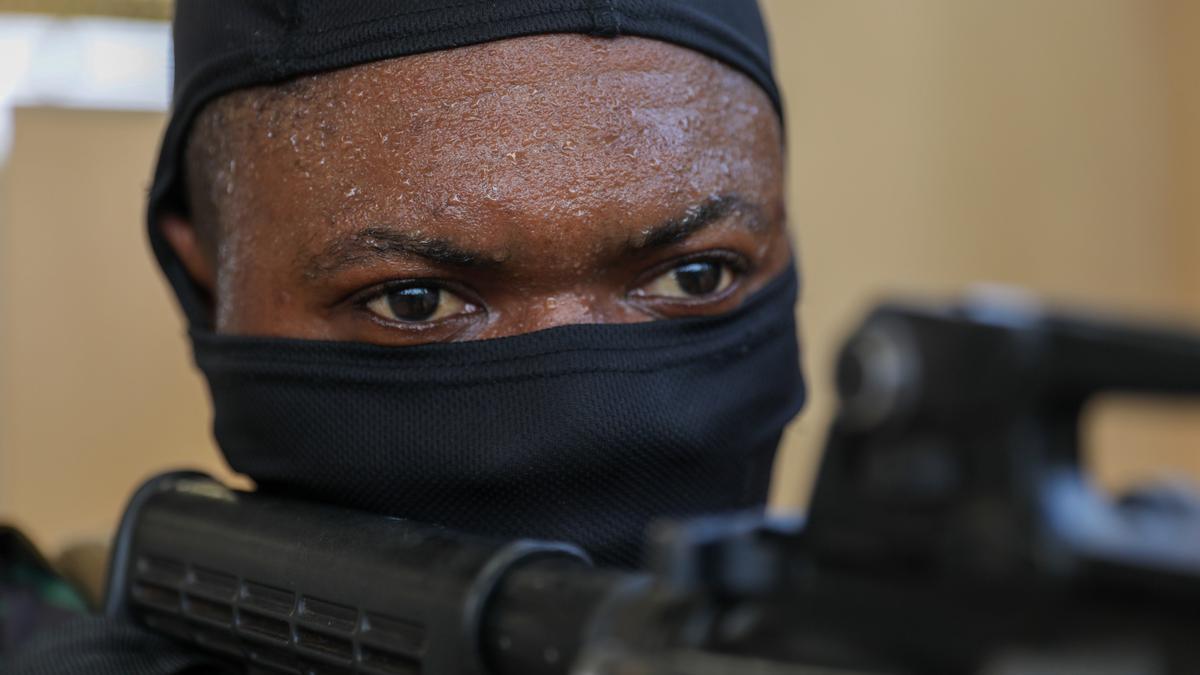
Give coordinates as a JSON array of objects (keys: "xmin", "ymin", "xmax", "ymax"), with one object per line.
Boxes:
[
  {"xmin": 350, "ymin": 278, "xmax": 477, "ymax": 315},
  {"xmin": 630, "ymin": 249, "xmax": 752, "ymax": 297},
  {"xmin": 348, "ymin": 249, "xmax": 755, "ymax": 327}
]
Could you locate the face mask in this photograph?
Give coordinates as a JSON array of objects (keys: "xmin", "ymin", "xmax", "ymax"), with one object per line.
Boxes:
[{"xmin": 190, "ymin": 268, "xmax": 805, "ymax": 567}]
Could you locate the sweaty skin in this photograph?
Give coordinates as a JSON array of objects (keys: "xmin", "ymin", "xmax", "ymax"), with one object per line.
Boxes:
[{"xmin": 162, "ymin": 34, "xmax": 791, "ymax": 345}]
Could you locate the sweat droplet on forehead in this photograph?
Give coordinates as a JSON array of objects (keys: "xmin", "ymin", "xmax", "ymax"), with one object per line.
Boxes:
[
  {"xmin": 244, "ymin": 39, "xmax": 772, "ymax": 185},
  {"xmin": 191, "ymin": 34, "xmax": 785, "ymax": 329}
]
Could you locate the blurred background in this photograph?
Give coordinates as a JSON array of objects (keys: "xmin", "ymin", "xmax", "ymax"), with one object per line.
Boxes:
[{"xmin": 1, "ymin": 0, "xmax": 1198, "ymax": 565}]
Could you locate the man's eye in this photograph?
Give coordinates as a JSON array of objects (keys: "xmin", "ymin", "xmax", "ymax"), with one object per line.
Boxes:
[
  {"xmin": 364, "ymin": 285, "xmax": 472, "ymax": 323},
  {"xmin": 639, "ymin": 260, "xmax": 735, "ymax": 299}
]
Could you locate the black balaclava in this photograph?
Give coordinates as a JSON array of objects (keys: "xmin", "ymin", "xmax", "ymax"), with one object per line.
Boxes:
[{"xmin": 151, "ymin": 0, "xmax": 804, "ymax": 567}]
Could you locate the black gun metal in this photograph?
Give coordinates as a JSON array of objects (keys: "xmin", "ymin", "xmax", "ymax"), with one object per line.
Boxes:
[{"xmin": 105, "ymin": 297, "xmax": 1200, "ymax": 674}]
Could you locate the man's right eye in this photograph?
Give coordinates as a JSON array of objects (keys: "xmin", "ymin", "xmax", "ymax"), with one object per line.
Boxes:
[{"xmin": 364, "ymin": 284, "xmax": 475, "ymax": 323}]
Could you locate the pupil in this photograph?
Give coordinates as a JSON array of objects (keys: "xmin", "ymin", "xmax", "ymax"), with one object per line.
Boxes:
[
  {"xmin": 387, "ymin": 286, "xmax": 439, "ymax": 321},
  {"xmin": 674, "ymin": 261, "xmax": 721, "ymax": 296}
]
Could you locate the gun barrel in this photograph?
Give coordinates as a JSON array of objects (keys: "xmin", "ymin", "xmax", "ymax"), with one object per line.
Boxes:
[
  {"xmin": 481, "ymin": 557, "xmax": 648, "ymax": 675},
  {"xmin": 104, "ymin": 472, "xmax": 615, "ymax": 675}
]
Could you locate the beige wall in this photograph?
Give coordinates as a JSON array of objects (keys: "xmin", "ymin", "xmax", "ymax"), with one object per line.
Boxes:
[
  {"xmin": 762, "ymin": 0, "xmax": 1200, "ymax": 507},
  {"xmin": 0, "ymin": 108, "xmax": 234, "ymax": 554},
  {"xmin": 2, "ymin": 1, "xmax": 1199, "ymax": 554},
  {"xmin": 1170, "ymin": 0, "xmax": 1200, "ymax": 308}
]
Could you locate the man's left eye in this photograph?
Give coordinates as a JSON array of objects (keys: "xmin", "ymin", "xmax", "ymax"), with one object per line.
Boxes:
[{"xmin": 637, "ymin": 260, "xmax": 735, "ymax": 299}]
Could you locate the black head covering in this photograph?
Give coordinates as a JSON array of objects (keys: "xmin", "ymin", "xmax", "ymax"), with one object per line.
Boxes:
[
  {"xmin": 143, "ymin": 1, "xmax": 799, "ymax": 570},
  {"xmin": 150, "ymin": 0, "xmax": 781, "ymax": 326}
]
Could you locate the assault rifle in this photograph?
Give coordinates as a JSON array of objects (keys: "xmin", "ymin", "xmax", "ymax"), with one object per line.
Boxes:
[{"xmin": 104, "ymin": 295, "xmax": 1200, "ymax": 674}]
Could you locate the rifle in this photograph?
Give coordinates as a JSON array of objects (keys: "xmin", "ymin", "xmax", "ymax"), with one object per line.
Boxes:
[{"xmin": 104, "ymin": 295, "xmax": 1200, "ymax": 674}]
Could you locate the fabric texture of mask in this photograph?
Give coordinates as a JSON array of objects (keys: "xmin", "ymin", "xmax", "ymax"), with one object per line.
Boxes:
[{"xmin": 191, "ymin": 268, "xmax": 805, "ymax": 567}]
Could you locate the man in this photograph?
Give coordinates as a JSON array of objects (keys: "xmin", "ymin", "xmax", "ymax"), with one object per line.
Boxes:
[{"xmin": 8, "ymin": 0, "xmax": 804, "ymax": 671}]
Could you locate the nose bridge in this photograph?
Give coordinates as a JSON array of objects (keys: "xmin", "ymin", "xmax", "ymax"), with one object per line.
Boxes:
[
  {"xmin": 478, "ymin": 283, "xmax": 645, "ymax": 340},
  {"xmin": 520, "ymin": 290, "xmax": 605, "ymax": 332}
]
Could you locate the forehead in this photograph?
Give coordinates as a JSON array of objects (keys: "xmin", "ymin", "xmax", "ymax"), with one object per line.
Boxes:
[{"xmin": 203, "ymin": 34, "xmax": 782, "ymax": 259}]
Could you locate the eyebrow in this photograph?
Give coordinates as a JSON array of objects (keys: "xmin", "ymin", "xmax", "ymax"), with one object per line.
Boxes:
[
  {"xmin": 625, "ymin": 194, "xmax": 760, "ymax": 251},
  {"xmin": 304, "ymin": 228, "xmax": 498, "ymax": 280},
  {"xmin": 304, "ymin": 193, "xmax": 761, "ymax": 279}
]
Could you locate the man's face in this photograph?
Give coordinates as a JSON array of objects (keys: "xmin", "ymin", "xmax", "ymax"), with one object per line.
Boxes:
[{"xmin": 169, "ymin": 34, "xmax": 790, "ymax": 345}]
